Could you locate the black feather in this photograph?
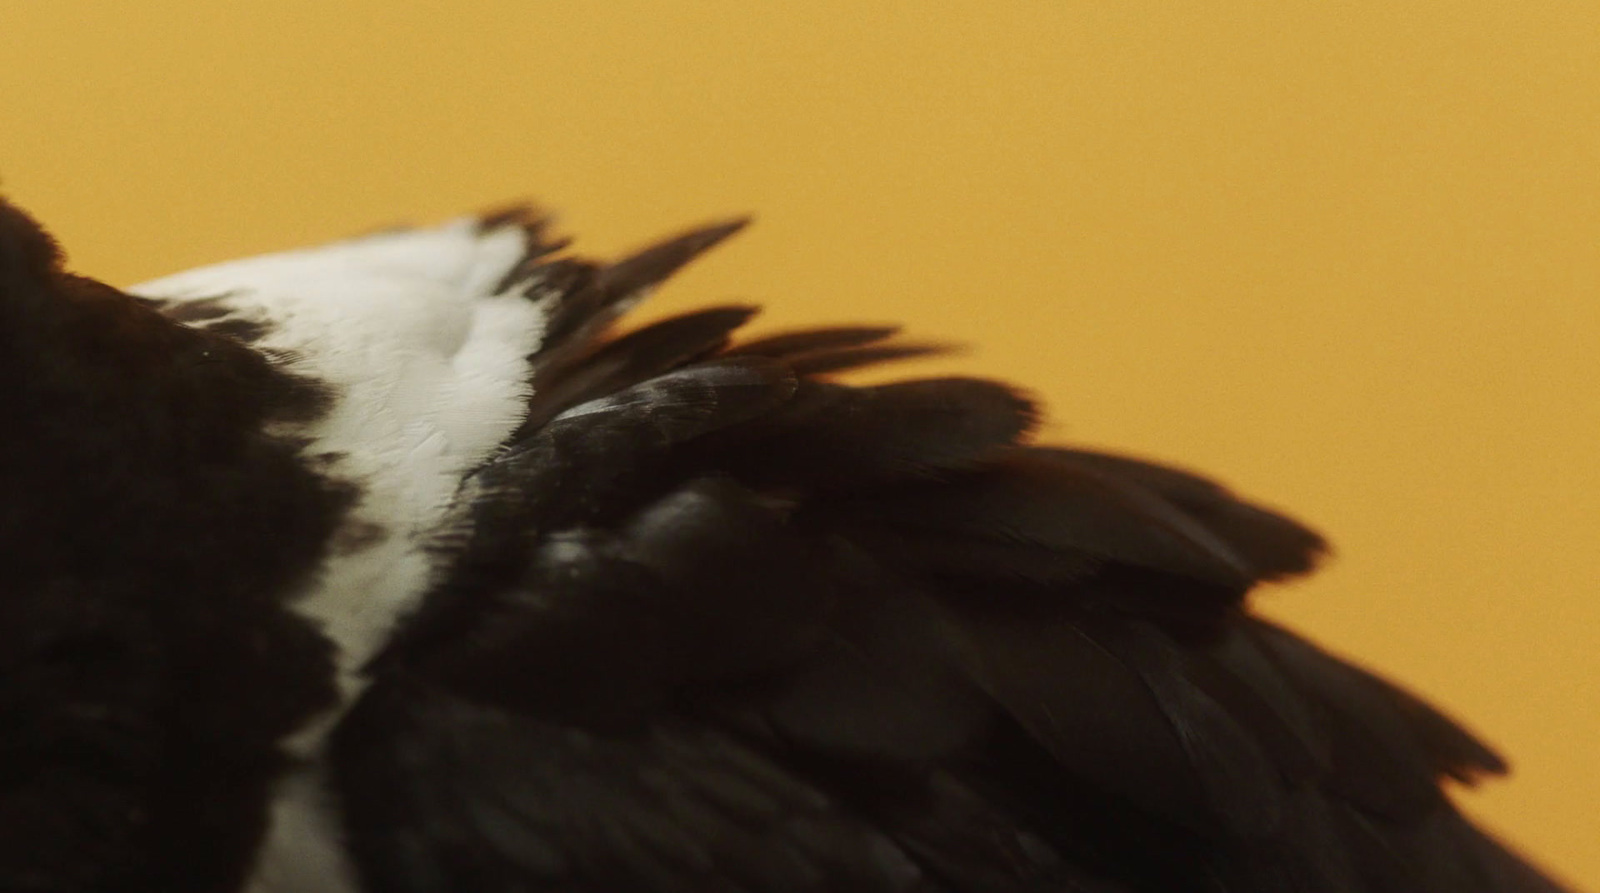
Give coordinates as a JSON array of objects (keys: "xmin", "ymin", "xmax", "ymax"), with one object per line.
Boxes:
[
  {"xmin": 521, "ymin": 306, "xmax": 759, "ymax": 434},
  {"xmin": 786, "ymin": 343, "xmax": 950, "ymax": 376},
  {"xmin": 347, "ymin": 205, "xmax": 1561, "ymax": 891},
  {"xmin": 728, "ymin": 325, "xmax": 902, "ymax": 359},
  {"xmin": 532, "ymin": 219, "xmax": 750, "ymax": 363},
  {"xmin": 0, "ymin": 198, "xmax": 352, "ymax": 893},
  {"xmin": 1046, "ymin": 449, "xmax": 1328, "ymax": 582},
  {"xmin": 709, "ymin": 377, "xmax": 1038, "ymax": 490}
]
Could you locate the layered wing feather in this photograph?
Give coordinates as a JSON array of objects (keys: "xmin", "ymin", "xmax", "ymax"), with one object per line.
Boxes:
[{"xmin": 324, "ymin": 216, "xmax": 1564, "ymax": 893}]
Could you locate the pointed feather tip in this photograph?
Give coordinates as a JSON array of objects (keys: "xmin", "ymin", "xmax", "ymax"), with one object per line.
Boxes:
[
  {"xmin": 787, "ymin": 342, "xmax": 960, "ymax": 377},
  {"xmin": 728, "ymin": 325, "xmax": 904, "ymax": 358},
  {"xmin": 725, "ymin": 326, "xmax": 967, "ymax": 376},
  {"xmin": 597, "ymin": 216, "xmax": 753, "ymax": 298},
  {"xmin": 1246, "ymin": 516, "xmax": 1332, "ymax": 584},
  {"xmin": 473, "ymin": 201, "xmax": 554, "ymax": 233},
  {"xmin": 675, "ymin": 215, "xmax": 754, "ymax": 250},
  {"xmin": 474, "ymin": 201, "xmax": 574, "ymax": 260}
]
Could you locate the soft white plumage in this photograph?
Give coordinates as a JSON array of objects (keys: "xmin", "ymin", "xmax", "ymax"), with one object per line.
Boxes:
[
  {"xmin": 132, "ymin": 221, "xmax": 553, "ymax": 893},
  {"xmin": 133, "ymin": 219, "xmax": 549, "ymax": 706}
]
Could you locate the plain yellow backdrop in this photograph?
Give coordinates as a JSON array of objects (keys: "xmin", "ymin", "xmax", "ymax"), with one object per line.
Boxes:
[{"xmin": 3, "ymin": 2, "xmax": 1595, "ymax": 888}]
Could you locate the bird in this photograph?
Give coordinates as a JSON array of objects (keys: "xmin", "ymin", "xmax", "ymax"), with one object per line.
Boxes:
[{"xmin": 0, "ymin": 194, "xmax": 1569, "ymax": 893}]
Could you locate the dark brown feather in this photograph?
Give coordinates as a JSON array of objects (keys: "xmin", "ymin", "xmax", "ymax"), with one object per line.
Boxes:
[
  {"xmin": 786, "ymin": 343, "xmax": 951, "ymax": 376},
  {"xmin": 728, "ymin": 326, "xmax": 902, "ymax": 359},
  {"xmin": 1045, "ymin": 449, "xmax": 1328, "ymax": 582},
  {"xmin": 338, "ymin": 212, "xmax": 1562, "ymax": 893},
  {"xmin": 521, "ymin": 306, "xmax": 759, "ymax": 433}
]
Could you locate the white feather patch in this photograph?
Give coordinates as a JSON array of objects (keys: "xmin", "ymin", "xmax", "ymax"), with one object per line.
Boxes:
[
  {"xmin": 243, "ymin": 761, "xmax": 360, "ymax": 893},
  {"xmin": 133, "ymin": 219, "xmax": 548, "ymax": 707}
]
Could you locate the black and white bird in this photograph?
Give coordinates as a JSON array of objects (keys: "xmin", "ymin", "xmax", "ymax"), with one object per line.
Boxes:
[{"xmin": 0, "ymin": 196, "xmax": 1568, "ymax": 893}]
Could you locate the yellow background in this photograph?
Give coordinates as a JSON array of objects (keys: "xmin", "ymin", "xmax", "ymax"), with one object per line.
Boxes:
[{"xmin": 3, "ymin": 3, "xmax": 1594, "ymax": 887}]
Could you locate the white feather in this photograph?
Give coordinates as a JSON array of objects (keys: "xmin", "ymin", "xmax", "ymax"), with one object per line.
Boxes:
[
  {"xmin": 242, "ymin": 761, "xmax": 360, "ymax": 893},
  {"xmin": 132, "ymin": 218, "xmax": 548, "ymax": 712},
  {"xmin": 135, "ymin": 219, "xmax": 554, "ymax": 893}
]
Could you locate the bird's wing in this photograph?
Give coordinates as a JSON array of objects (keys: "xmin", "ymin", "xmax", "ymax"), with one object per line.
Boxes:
[{"xmin": 322, "ymin": 219, "xmax": 1564, "ymax": 893}]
